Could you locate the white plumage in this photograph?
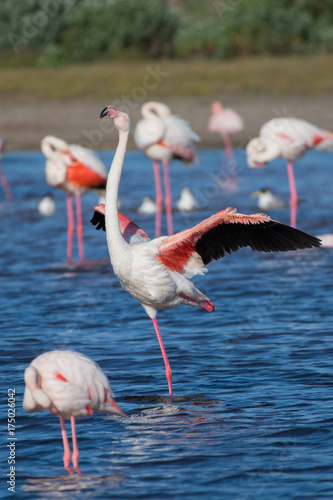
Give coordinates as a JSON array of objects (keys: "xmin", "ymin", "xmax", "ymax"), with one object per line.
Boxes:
[{"xmin": 23, "ymin": 350, "xmax": 124, "ymax": 473}]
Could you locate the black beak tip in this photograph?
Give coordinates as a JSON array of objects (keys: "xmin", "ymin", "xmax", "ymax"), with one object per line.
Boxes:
[{"xmin": 100, "ymin": 107, "xmax": 108, "ymax": 118}]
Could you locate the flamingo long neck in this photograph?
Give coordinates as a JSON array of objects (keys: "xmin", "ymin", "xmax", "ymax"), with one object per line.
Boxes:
[{"xmin": 105, "ymin": 128, "xmax": 129, "ymax": 254}]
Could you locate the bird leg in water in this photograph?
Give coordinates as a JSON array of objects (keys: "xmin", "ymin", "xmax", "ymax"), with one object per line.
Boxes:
[
  {"xmin": 153, "ymin": 161, "xmax": 163, "ymax": 238},
  {"xmin": 0, "ymin": 162, "xmax": 12, "ymax": 202},
  {"xmin": 163, "ymin": 161, "xmax": 174, "ymax": 236},
  {"xmin": 70, "ymin": 415, "xmax": 81, "ymax": 474},
  {"xmin": 152, "ymin": 317, "xmax": 173, "ymax": 396},
  {"xmin": 66, "ymin": 195, "xmax": 75, "ymax": 262},
  {"xmin": 59, "ymin": 416, "xmax": 73, "ymax": 473},
  {"xmin": 286, "ymin": 161, "xmax": 298, "ymax": 228},
  {"xmin": 75, "ymin": 195, "xmax": 85, "ymax": 262}
]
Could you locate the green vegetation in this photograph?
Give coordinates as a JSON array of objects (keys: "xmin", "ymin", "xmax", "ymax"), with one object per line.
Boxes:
[
  {"xmin": 1, "ymin": 56, "xmax": 332, "ymax": 103},
  {"xmin": 1, "ymin": 1, "xmax": 333, "ymax": 67}
]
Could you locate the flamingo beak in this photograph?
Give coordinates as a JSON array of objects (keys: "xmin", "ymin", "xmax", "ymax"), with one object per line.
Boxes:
[
  {"xmin": 100, "ymin": 106, "xmax": 121, "ymax": 119},
  {"xmin": 111, "ymin": 399, "xmax": 127, "ymax": 417}
]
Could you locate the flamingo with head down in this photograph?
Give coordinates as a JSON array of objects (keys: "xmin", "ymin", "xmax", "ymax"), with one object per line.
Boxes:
[
  {"xmin": 134, "ymin": 101, "xmax": 200, "ymax": 237},
  {"xmin": 41, "ymin": 135, "xmax": 108, "ymax": 262},
  {"xmin": 90, "ymin": 106, "xmax": 321, "ymax": 397},
  {"xmin": 247, "ymin": 117, "xmax": 333, "ymax": 228},
  {"xmin": 23, "ymin": 350, "xmax": 125, "ymax": 474}
]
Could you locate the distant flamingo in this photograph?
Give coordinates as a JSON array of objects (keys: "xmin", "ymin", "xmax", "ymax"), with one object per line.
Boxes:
[
  {"xmin": 134, "ymin": 101, "xmax": 200, "ymax": 237},
  {"xmin": 41, "ymin": 136, "xmax": 107, "ymax": 262},
  {"xmin": 91, "ymin": 106, "xmax": 321, "ymax": 397},
  {"xmin": 23, "ymin": 350, "xmax": 125, "ymax": 474},
  {"xmin": 0, "ymin": 139, "xmax": 12, "ymax": 202},
  {"xmin": 247, "ymin": 117, "xmax": 333, "ymax": 228},
  {"xmin": 208, "ymin": 101, "xmax": 243, "ymax": 184}
]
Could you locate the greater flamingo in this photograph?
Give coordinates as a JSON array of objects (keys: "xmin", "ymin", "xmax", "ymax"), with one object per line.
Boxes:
[
  {"xmin": 134, "ymin": 101, "xmax": 200, "ymax": 237},
  {"xmin": 0, "ymin": 139, "xmax": 12, "ymax": 202},
  {"xmin": 208, "ymin": 101, "xmax": 243, "ymax": 183},
  {"xmin": 23, "ymin": 350, "xmax": 125, "ymax": 474},
  {"xmin": 91, "ymin": 106, "xmax": 320, "ymax": 397},
  {"xmin": 247, "ymin": 117, "xmax": 333, "ymax": 227},
  {"xmin": 41, "ymin": 135, "xmax": 108, "ymax": 262}
]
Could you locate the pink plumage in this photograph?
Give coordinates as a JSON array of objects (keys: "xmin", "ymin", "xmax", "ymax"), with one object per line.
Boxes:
[
  {"xmin": 134, "ymin": 101, "xmax": 200, "ymax": 237},
  {"xmin": 23, "ymin": 350, "xmax": 125, "ymax": 474},
  {"xmin": 247, "ymin": 117, "xmax": 333, "ymax": 227},
  {"xmin": 92, "ymin": 105, "xmax": 321, "ymax": 397},
  {"xmin": 41, "ymin": 135, "xmax": 108, "ymax": 262}
]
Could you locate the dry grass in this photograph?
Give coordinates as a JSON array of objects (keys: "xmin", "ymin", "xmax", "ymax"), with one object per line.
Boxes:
[{"xmin": 1, "ymin": 55, "xmax": 333, "ymax": 102}]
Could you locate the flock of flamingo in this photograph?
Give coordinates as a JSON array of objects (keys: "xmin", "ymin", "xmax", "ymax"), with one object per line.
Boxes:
[{"xmin": 2, "ymin": 100, "xmax": 331, "ymax": 473}]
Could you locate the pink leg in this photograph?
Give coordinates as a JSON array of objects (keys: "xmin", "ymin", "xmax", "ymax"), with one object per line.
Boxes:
[
  {"xmin": 153, "ymin": 161, "xmax": 162, "ymax": 238},
  {"xmin": 75, "ymin": 195, "xmax": 85, "ymax": 262},
  {"xmin": 59, "ymin": 417, "xmax": 72, "ymax": 473},
  {"xmin": 163, "ymin": 161, "xmax": 174, "ymax": 235},
  {"xmin": 66, "ymin": 195, "xmax": 75, "ymax": 262},
  {"xmin": 152, "ymin": 317, "xmax": 172, "ymax": 396},
  {"xmin": 222, "ymin": 132, "xmax": 237, "ymax": 183},
  {"xmin": 0, "ymin": 162, "xmax": 12, "ymax": 202},
  {"xmin": 70, "ymin": 416, "xmax": 81, "ymax": 474},
  {"xmin": 286, "ymin": 160, "xmax": 298, "ymax": 228}
]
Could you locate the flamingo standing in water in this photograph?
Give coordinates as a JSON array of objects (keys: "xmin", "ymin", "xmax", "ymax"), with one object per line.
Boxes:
[
  {"xmin": 134, "ymin": 101, "xmax": 200, "ymax": 237},
  {"xmin": 0, "ymin": 139, "xmax": 12, "ymax": 202},
  {"xmin": 247, "ymin": 117, "xmax": 333, "ymax": 228},
  {"xmin": 208, "ymin": 101, "xmax": 243, "ymax": 185},
  {"xmin": 23, "ymin": 350, "xmax": 125, "ymax": 474},
  {"xmin": 41, "ymin": 136, "xmax": 107, "ymax": 262},
  {"xmin": 91, "ymin": 106, "xmax": 320, "ymax": 397}
]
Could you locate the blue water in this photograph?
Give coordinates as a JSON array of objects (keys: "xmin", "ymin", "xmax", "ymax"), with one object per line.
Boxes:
[{"xmin": 1, "ymin": 149, "xmax": 332, "ymax": 499}]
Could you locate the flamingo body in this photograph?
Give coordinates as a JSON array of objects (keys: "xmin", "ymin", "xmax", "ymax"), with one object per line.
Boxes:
[
  {"xmin": 134, "ymin": 101, "xmax": 200, "ymax": 236},
  {"xmin": 41, "ymin": 135, "xmax": 108, "ymax": 261},
  {"xmin": 247, "ymin": 117, "xmax": 333, "ymax": 227},
  {"xmin": 23, "ymin": 350, "xmax": 124, "ymax": 473},
  {"xmin": 247, "ymin": 118, "xmax": 333, "ymax": 167},
  {"xmin": 92, "ymin": 105, "xmax": 321, "ymax": 396},
  {"xmin": 208, "ymin": 102, "xmax": 244, "ymax": 136}
]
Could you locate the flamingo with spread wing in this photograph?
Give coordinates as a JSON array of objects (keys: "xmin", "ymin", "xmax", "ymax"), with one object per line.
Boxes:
[{"xmin": 92, "ymin": 106, "xmax": 321, "ymax": 397}]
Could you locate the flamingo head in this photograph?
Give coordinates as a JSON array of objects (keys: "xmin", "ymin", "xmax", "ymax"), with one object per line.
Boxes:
[
  {"xmin": 100, "ymin": 106, "xmax": 130, "ymax": 132},
  {"xmin": 246, "ymin": 137, "xmax": 268, "ymax": 168},
  {"xmin": 211, "ymin": 101, "xmax": 223, "ymax": 114}
]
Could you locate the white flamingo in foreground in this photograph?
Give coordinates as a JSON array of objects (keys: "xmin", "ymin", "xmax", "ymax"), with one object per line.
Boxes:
[
  {"xmin": 0, "ymin": 139, "xmax": 12, "ymax": 202},
  {"xmin": 41, "ymin": 136, "xmax": 108, "ymax": 262},
  {"xmin": 91, "ymin": 106, "xmax": 321, "ymax": 397},
  {"xmin": 23, "ymin": 350, "xmax": 125, "ymax": 474},
  {"xmin": 134, "ymin": 101, "xmax": 200, "ymax": 237},
  {"xmin": 247, "ymin": 117, "xmax": 333, "ymax": 228},
  {"xmin": 208, "ymin": 101, "xmax": 243, "ymax": 184}
]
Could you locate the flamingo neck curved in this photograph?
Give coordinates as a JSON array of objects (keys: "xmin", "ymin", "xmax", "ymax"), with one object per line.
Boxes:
[
  {"xmin": 41, "ymin": 136, "xmax": 69, "ymax": 160},
  {"xmin": 141, "ymin": 101, "xmax": 171, "ymax": 119}
]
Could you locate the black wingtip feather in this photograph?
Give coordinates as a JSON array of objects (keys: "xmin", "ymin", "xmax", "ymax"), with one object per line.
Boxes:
[
  {"xmin": 90, "ymin": 211, "xmax": 106, "ymax": 231},
  {"xmin": 195, "ymin": 220, "xmax": 321, "ymax": 265}
]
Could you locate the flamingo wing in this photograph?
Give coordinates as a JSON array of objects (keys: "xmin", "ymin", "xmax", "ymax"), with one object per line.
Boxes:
[
  {"xmin": 90, "ymin": 205, "xmax": 149, "ymax": 240},
  {"xmin": 157, "ymin": 207, "xmax": 321, "ymax": 272},
  {"xmin": 69, "ymin": 144, "xmax": 107, "ymax": 178},
  {"xmin": 163, "ymin": 115, "xmax": 200, "ymax": 162}
]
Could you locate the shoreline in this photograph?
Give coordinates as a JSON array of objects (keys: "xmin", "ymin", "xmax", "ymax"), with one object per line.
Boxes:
[{"xmin": 2, "ymin": 94, "xmax": 333, "ymax": 151}]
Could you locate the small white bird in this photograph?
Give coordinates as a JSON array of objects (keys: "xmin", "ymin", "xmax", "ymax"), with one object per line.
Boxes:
[
  {"xmin": 251, "ymin": 188, "xmax": 288, "ymax": 211},
  {"xmin": 137, "ymin": 196, "xmax": 157, "ymax": 214},
  {"xmin": 37, "ymin": 193, "xmax": 56, "ymax": 216},
  {"xmin": 23, "ymin": 350, "xmax": 125, "ymax": 474},
  {"xmin": 176, "ymin": 187, "xmax": 200, "ymax": 212}
]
